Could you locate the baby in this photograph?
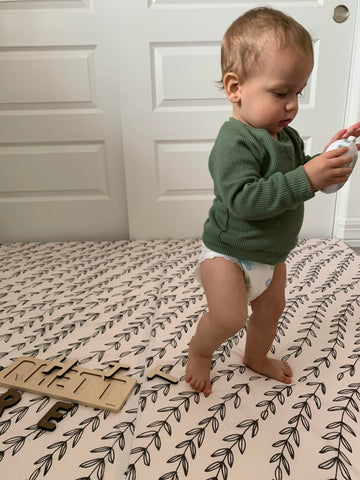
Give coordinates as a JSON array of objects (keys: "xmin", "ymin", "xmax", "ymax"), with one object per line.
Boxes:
[{"xmin": 185, "ymin": 7, "xmax": 360, "ymax": 395}]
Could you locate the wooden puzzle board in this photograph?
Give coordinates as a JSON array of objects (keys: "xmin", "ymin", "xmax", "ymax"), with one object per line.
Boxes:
[{"xmin": 0, "ymin": 356, "xmax": 136, "ymax": 412}]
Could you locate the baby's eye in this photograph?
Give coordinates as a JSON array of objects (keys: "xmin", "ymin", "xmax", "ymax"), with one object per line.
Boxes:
[
  {"xmin": 297, "ymin": 90, "xmax": 304, "ymax": 97},
  {"xmin": 272, "ymin": 91, "xmax": 287, "ymax": 98}
]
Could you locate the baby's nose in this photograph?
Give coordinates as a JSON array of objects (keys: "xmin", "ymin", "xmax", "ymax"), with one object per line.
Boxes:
[{"xmin": 286, "ymin": 98, "xmax": 298, "ymax": 111}]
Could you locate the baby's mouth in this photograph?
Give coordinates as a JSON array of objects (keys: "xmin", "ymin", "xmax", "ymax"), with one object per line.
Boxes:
[{"xmin": 279, "ymin": 118, "xmax": 292, "ymax": 126}]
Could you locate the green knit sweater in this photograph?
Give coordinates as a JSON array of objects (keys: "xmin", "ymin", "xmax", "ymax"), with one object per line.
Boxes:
[{"xmin": 202, "ymin": 118, "xmax": 315, "ymax": 264}]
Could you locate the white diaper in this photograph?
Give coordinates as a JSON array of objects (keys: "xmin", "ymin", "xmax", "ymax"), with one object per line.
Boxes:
[{"xmin": 195, "ymin": 243, "xmax": 275, "ymax": 302}]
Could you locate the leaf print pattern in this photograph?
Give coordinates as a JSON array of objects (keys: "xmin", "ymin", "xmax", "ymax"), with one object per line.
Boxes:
[{"xmin": 0, "ymin": 238, "xmax": 359, "ymax": 479}]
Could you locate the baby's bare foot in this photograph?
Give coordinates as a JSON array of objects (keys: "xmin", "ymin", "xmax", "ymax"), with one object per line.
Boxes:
[
  {"xmin": 244, "ymin": 356, "xmax": 293, "ymax": 384},
  {"xmin": 186, "ymin": 340, "xmax": 212, "ymax": 394}
]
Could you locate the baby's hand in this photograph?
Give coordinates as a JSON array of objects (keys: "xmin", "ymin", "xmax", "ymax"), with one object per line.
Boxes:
[
  {"xmin": 325, "ymin": 122, "xmax": 360, "ymax": 152},
  {"xmin": 304, "ymin": 146, "xmax": 353, "ymax": 191}
]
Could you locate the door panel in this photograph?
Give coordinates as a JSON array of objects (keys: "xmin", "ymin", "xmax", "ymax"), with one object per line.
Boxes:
[{"xmin": 0, "ymin": 0, "xmax": 129, "ymax": 242}]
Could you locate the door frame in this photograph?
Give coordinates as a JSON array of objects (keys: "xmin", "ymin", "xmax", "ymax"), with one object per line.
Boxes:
[{"xmin": 334, "ymin": 0, "xmax": 360, "ymax": 246}]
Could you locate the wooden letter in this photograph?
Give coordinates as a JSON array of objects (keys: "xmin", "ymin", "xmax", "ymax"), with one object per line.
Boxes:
[
  {"xmin": 42, "ymin": 356, "xmax": 78, "ymax": 378},
  {"xmin": 37, "ymin": 401, "xmax": 73, "ymax": 431},
  {"xmin": 147, "ymin": 365, "xmax": 178, "ymax": 384},
  {"xmin": 0, "ymin": 389, "xmax": 21, "ymax": 416},
  {"xmin": 103, "ymin": 362, "xmax": 130, "ymax": 379}
]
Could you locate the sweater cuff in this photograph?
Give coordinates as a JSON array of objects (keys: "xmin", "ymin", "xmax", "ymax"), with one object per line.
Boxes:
[{"xmin": 287, "ymin": 165, "xmax": 315, "ymax": 202}]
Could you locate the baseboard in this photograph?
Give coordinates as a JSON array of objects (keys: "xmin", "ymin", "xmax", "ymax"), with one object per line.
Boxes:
[{"xmin": 333, "ymin": 217, "xmax": 360, "ymax": 246}]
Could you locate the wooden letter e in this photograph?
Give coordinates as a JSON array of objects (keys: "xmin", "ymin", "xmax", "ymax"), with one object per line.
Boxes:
[{"xmin": 37, "ymin": 401, "xmax": 73, "ymax": 431}]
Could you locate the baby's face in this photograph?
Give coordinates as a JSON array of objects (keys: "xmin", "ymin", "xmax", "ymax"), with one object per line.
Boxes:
[{"xmin": 233, "ymin": 47, "xmax": 313, "ymax": 138}]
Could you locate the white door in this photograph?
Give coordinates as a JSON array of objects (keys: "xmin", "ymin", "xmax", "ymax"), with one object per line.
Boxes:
[
  {"xmin": 0, "ymin": 0, "xmax": 128, "ymax": 242},
  {"xmin": 120, "ymin": 0, "xmax": 358, "ymax": 240}
]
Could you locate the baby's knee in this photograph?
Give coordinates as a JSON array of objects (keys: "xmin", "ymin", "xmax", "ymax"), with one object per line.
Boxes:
[
  {"xmin": 277, "ymin": 296, "xmax": 286, "ymax": 316},
  {"xmin": 253, "ymin": 296, "xmax": 285, "ymax": 321},
  {"xmin": 272, "ymin": 296, "xmax": 286, "ymax": 318},
  {"xmin": 217, "ymin": 309, "xmax": 248, "ymax": 337}
]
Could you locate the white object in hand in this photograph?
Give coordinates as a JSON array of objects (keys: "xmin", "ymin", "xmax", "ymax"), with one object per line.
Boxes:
[{"xmin": 322, "ymin": 136, "xmax": 358, "ymax": 194}]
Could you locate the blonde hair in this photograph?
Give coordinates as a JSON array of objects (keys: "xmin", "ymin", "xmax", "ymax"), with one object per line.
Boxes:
[{"xmin": 220, "ymin": 7, "xmax": 313, "ymax": 86}]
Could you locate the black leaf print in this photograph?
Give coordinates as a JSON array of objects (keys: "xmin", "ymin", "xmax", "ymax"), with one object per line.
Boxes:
[
  {"xmin": 319, "ymin": 383, "xmax": 360, "ymax": 480},
  {"xmin": 3, "ymin": 435, "xmax": 26, "ymax": 455},
  {"xmin": 270, "ymin": 382, "xmax": 325, "ymax": 479},
  {"xmin": 205, "ymin": 419, "xmax": 259, "ymax": 479}
]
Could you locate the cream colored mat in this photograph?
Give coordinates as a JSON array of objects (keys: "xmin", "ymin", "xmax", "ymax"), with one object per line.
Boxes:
[{"xmin": 0, "ymin": 239, "xmax": 359, "ymax": 480}]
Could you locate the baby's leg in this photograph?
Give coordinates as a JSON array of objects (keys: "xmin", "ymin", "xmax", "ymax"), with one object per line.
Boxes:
[
  {"xmin": 244, "ymin": 262, "xmax": 292, "ymax": 384},
  {"xmin": 186, "ymin": 257, "xmax": 248, "ymax": 394}
]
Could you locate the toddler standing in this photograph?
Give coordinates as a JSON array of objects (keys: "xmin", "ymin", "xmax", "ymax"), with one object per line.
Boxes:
[{"xmin": 185, "ymin": 7, "xmax": 360, "ymax": 395}]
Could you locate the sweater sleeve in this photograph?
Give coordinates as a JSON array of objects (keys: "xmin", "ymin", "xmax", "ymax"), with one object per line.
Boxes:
[{"xmin": 213, "ymin": 138, "xmax": 315, "ymax": 221}]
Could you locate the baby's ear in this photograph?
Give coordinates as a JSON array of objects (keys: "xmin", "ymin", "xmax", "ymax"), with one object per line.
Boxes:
[{"xmin": 223, "ymin": 72, "xmax": 242, "ymax": 103}]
